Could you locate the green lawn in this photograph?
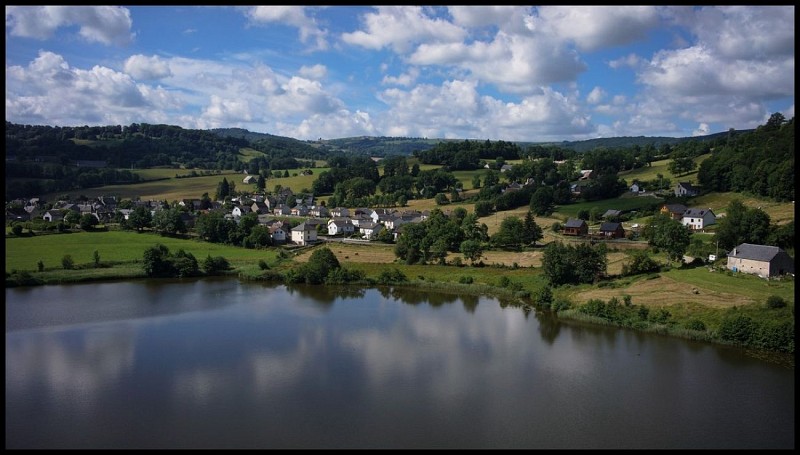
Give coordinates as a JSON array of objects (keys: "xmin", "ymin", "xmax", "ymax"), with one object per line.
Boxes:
[
  {"xmin": 554, "ymin": 193, "xmax": 665, "ymax": 220},
  {"xmin": 6, "ymin": 231, "xmax": 278, "ymax": 272}
]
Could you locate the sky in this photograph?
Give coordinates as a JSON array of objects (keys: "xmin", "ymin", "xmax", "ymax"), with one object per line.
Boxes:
[{"xmin": 5, "ymin": 5, "xmax": 795, "ymax": 142}]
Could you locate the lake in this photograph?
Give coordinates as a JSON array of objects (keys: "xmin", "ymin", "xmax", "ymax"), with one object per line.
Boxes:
[{"xmin": 5, "ymin": 278, "xmax": 794, "ymax": 449}]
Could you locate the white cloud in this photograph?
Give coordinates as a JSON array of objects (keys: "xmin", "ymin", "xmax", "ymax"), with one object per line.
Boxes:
[
  {"xmin": 5, "ymin": 51, "xmax": 183, "ymax": 127},
  {"xmin": 447, "ymin": 5, "xmax": 530, "ymax": 29},
  {"xmin": 124, "ymin": 55, "xmax": 172, "ymax": 80},
  {"xmin": 532, "ymin": 6, "xmax": 661, "ymax": 52},
  {"xmin": 376, "ymin": 79, "xmax": 594, "ymax": 141},
  {"xmin": 298, "ymin": 64, "xmax": 327, "ymax": 80},
  {"xmin": 608, "ymin": 53, "xmax": 643, "ymax": 70},
  {"xmin": 674, "ymin": 6, "xmax": 794, "ymax": 61},
  {"xmin": 5, "ymin": 5, "xmax": 133, "ymax": 45},
  {"xmin": 587, "ymin": 87, "xmax": 606, "ymax": 104},
  {"xmin": 342, "ymin": 6, "xmax": 466, "ymax": 54},
  {"xmin": 244, "ymin": 6, "xmax": 328, "ymax": 51},
  {"xmin": 692, "ymin": 122, "xmax": 710, "ymax": 136},
  {"xmin": 381, "ymin": 67, "xmax": 419, "ymax": 87}
]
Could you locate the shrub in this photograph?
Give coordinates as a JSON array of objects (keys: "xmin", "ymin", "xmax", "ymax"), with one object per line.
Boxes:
[
  {"xmin": 766, "ymin": 295, "xmax": 787, "ymax": 309},
  {"xmin": 11, "ymin": 224, "xmax": 23, "ymax": 236},
  {"xmin": 37, "ymin": 260, "xmax": 44, "ymax": 272},
  {"xmin": 458, "ymin": 275, "xmax": 474, "ymax": 284},
  {"xmin": 258, "ymin": 259, "xmax": 269, "ymax": 270},
  {"xmin": 203, "ymin": 255, "xmax": 231, "ymax": 275},
  {"xmin": 718, "ymin": 315, "xmax": 757, "ymax": 345},
  {"xmin": 685, "ymin": 319, "xmax": 707, "ymax": 331},
  {"xmin": 533, "ymin": 286, "xmax": 553, "ymax": 306},
  {"xmin": 376, "ymin": 268, "xmax": 408, "ymax": 285},
  {"xmin": 61, "ymin": 255, "xmax": 74, "ymax": 270}
]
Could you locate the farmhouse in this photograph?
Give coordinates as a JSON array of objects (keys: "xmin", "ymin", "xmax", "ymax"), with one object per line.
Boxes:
[
  {"xmin": 598, "ymin": 221, "xmax": 625, "ymax": 239},
  {"xmin": 726, "ymin": 243, "xmax": 794, "ymax": 278},
  {"xmin": 290, "ymin": 222, "xmax": 317, "ymax": 246},
  {"xmin": 674, "ymin": 182, "xmax": 699, "ymax": 197},
  {"xmin": 660, "ymin": 204, "xmax": 687, "ymax": 221},
  {"xmin": 681, "ymin": 208, "xmax": 716, "ymax": 231},
  {"xmin": 243, "ymin": 175, "xmax": 257, "ymax": 184},
  {"xmin": 563, "ymin": 218, "xmax": 588, "ymax": 236},
  {"xmin": 327, "ymin": 218, "xmax": 355, "ymax": 236}
]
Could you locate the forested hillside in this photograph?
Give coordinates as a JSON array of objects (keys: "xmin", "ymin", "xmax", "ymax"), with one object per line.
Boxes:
[{"xmin": 697, "ymin": 113, "xmax": 794, "ymax": 201}]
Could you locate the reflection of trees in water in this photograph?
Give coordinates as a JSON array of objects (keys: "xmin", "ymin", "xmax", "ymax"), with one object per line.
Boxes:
[
  {"xmin": 285, "ymin": 284, "xmax": 366, "ymax": 305},
  {"xmin": 387, "ymin": 286, "xmax": 462, "ymax": 307},
  {"xmin": 535, "ymin": 309, "xmax": 562, "ymax": 345}
]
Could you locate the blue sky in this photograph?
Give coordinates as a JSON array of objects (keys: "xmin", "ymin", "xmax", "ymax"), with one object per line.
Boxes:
[{"xmin": 5, "ymin": 5, "xmax": 795, "ymax": 142}]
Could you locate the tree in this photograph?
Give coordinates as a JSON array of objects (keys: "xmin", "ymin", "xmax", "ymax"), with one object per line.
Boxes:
[
  {"xmin": 472, "ymin": 174, "xmax": 481, "ymax": 189},
  {"xmin": 542, "ymin": 242, "xmax": 607, "ymax": 286},
  {"xmin": 216, "ymin": 177, "xmax": 230, "ymax": 201},
  {"xmin": 142, "ymin": 244, "xmax": 173, "ymax": 277},
  {"xmin": 93, "ymin": 250, "xmax": 101, "ymax": 268},
  {"xmin": 492, "ymin": 216, "xmax": 524, "ymax": 249},
  {"xmin": 152, "ymin": 208, "xmax": 187, "ymax": 235},
  {"xmin": 61, "ymin": 254, "xmax": 74, "ymax": 270},
  {"xmin": 127, "ymin": 205, "xmax": 152, "ymax": 232},
  {"xmin": 434, "ymin": 193, "xmax": 449, "ymax": 205},
  {"xmin": 64, "ymin": 210, "xmax": 81, "ymax": 226},
  {"xmin": 646, "ymin": 214, "xmax": 691, "ymax": 265},
  {"xmin": 460, "ymin": 239, "xmax": 483, "ymax": 264},
  {"xmin": 529, "ymin": 186, "xmax": 555, "ymax": 216},
  {"xmin": 522, "ymin": 210, "xmax": 543, "ymax": 246}
]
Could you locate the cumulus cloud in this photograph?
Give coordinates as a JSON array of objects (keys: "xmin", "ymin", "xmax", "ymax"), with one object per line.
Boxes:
[
  {"xmin": 410, "ymin": 31, "xmax": 587, "ymax": 93},
  {"xmin": 5, "ymin": 5, "xmax": 133, "ymax": 45},
  {"xmin": 673, "ymin": 6, "xmax": 794, "ymax": 61},
  {"xmin": 381, "ymin": 67, "xmax": 420, "ymax": 87},
  {"xmin": 447, "ymin": 5, "xmax": 530, "ymax": 29},
  {"xmin": 5, "ymin": 51, "xmax": 184, "ymax": 127},
  {"xmin": 692, "ymin": 122, "xmax": 710, "ymax": 136},
  {"xmin": 298, "ymin": 64, "xmax": 327, "ymax": 80},
  {"xmin": 587, "ymin": 87, "xmax": 606, "ymax": 104},
  {"xmin": 342, "ymin": 6, "xmax": 466, "ymax": 54},
  {"xmin": 530, "ymin": 6, "xmax": 660, "ymax": 52},
  {"xmin": 376, "ymin": 79, "xmax": 594, "ymax": 141},
  {"xmin": 124, "ymin": 55, "xmax": 172, "ymax": 80},
  {"xmin": 244, "ymin": 6, "xmax": 328, "ymax": 51},
  {"xmin": 608, "ymin": 53, "xmax": 643, "ymax": 70}
]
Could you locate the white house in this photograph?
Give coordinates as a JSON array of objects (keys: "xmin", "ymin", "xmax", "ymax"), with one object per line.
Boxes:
[
  {"xmin": 243, "ymin": 175, "xmax": 257, "ymax": 184},
  {"xmin": 290, "ymin": 222, "xmax": 317, "ymax": 245},
  {"xmin": 269, "ymin": 225, "xmax": 286, "ymax": 244},
  {"xmin": 327, "ymin": 218, "xmax": 355, "ymax": 236},
  {"xmin": 681, "ymin": 208, "xmax": 716, "ymax": 231},
  {"xmin": 231, "ymin": 205, "xmax": 252, "ymax": 218},
  {"xmin": 358, "ymin": 221, "xmax": 384, "ymax": 240}
]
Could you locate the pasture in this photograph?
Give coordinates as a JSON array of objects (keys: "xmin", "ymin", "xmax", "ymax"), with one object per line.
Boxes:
[{"xmin": 5, "ymin": 231, "xmax": 278, "ymax": 272}]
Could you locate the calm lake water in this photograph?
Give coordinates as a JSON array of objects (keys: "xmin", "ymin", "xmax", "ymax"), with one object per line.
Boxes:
[{"xmin": 5, "ymin": 278, "xmax": 794, "ymax": 449}]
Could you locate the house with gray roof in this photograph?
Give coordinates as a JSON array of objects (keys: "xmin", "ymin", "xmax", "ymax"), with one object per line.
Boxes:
[
  {"xmin": 598, "ymin": 221, "xmax": 625, "ymax": 239},
  {"xmin": 290, "ymin": 222, "xmax": 317, "ymax": 245},
  {"xmin": 681, "ymin": 208, "xmax": 716, "ymax": 230},
  {"xmin": 675, "ymin": 182, "xmax": 699, "ymax": 197},
  {"xmin": 563, "ymin": 218, "xmax": 588, "ymax": 236},
  {"xmin": 726, "ymin": 243, "xmax": 794, "ymax": 278}
]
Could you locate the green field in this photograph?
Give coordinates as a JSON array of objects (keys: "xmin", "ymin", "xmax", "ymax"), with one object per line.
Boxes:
[
  {"xmin": 554, "ymin": 193, "xmax": 665, "ymax": 220},
  {"xmin": 690, "ymin": 192, "xmax": 795, "ymax": 224},
  {"xmin": 5, "ymin": 231, "xmax": 278, "ymax": 272},
  {"xmin": 618, "ymin": 155, "xmax": 709, "ymax": 185}
]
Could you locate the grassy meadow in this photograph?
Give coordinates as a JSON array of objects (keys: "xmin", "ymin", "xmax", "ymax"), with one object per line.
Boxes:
[{"xmin": 5, "ymin": 230, "xmax": 278, "ymax": 273}]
